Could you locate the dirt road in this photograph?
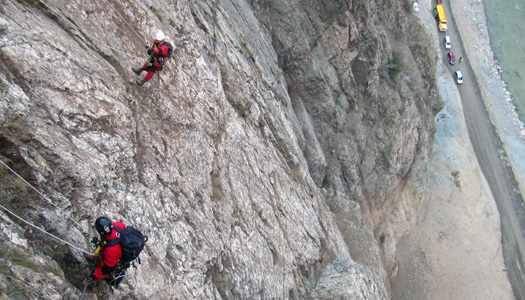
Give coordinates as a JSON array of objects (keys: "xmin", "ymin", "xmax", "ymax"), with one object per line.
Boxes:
[
  {"xmin": 392, "ymin": 1, "xmax": 524, "ymax": 299},
  {"xmin": 442, "ymin": 2, "xmax": 525, "ymax": 299}
]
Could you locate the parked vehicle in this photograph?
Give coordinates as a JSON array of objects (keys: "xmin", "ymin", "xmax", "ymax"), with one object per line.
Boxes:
[
  {"xmin": 455, "ymin": 70, "xmax": 463, "ymax": 84},
  {"xmin": 433, "ymin": 3, "xmax": 448, "ymax": 31},
  {"xmin": 448, "ymin": 51, "xmax": 456, "ymax": 64},
  {"xmin": 444, "ymin": 35, "xmax": 451, "ymax": 49}
]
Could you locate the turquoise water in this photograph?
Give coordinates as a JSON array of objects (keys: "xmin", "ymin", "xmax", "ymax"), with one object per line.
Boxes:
[{"xmin": 484, "ymin": 0, "xmax": 525, "ymax": 122}]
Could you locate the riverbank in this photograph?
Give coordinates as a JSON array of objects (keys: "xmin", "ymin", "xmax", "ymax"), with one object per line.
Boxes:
[
  {"xmin": 450, "ymin": 0, "xmax": 525, "ymax": 205},
  {"xmin": 390, "ymin": 0, "xmax": 516, "ymax": 298},
  {"xmin": 483, "ymin": 0, "xmax": 525, "ymax": 124},
  {"xmin": 449, "ymin": 0, "xmax": 525, "ymax": 297}
]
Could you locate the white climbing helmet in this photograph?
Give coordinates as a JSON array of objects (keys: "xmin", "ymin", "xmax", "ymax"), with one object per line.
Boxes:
[{"xmin": 155, "ymin": 30, "xmax": 165, "ymax": 42}]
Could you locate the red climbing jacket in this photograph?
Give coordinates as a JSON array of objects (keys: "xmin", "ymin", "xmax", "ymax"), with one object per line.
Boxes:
[
  {"xmin": 151, "ymin": 41, "xmax": 170, "ymax": 63},
  {"xmin": 93, "ymin": 222, "xmax": 125, "ymax": 280},
  {"xmin": 141, "ymin": 41, "xmax": 171, "ymax": 81}
]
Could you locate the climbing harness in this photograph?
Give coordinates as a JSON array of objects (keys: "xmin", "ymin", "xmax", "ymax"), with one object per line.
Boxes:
[
  {"xmin": 144, "ymin": 52, "xmax": 165, "ymax": 71},
  {"xmin": 153, "ymin": 56, "xmax": 164, "ymax": 72},
  {"xmin": 145, "ymin": 40, "xmax": 173, "ymax": 72},
  {"xmin": 84, "ymin": 228, "xmax": 146, "ymax": 288},
  {"xmin": 105, "ymin": 262, "xmax": 133, "ymax": 287}
]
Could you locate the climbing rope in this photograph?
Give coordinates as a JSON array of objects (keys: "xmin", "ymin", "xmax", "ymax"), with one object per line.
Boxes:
[
  {"xmin": 80, "ymin": 258, "xmax": 98, "ymax": 300},
  {"xmin": 36, "ymin": 0, "xmax": 142, "ymax": 59},
  {"xmin": 0, "ymin": 159, "xmax": 84, "ymax": 230},
  {"xmin": 99, "ymin": 0, "xmax": 145, "ymax": 44},
  {"xmin": 0, "ymin": 159, "xmax": 93, "ymax": 255},
  {"xmin": 0, "ymin": 203, "xmax": 92, "ymax": 255}
]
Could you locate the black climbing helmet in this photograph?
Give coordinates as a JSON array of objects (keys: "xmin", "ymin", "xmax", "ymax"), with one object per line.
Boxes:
[{"xmin": 95, "ymin": 217, "xmax": 113, "ymax": 238}]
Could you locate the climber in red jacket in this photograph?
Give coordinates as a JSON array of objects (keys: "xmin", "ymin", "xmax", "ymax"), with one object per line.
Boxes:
[
  {"xmin": 84, "ymin": 217, "xmax": 125, "ymax": 284},
  {"xmin": 132, "ymin": 30, "xmax": 173, "ymax": 86}
]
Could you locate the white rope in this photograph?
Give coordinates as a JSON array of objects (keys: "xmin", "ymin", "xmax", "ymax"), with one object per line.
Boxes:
[
  {"xmin": 0, "ymin": 203, "xmax": 92, "ymax": 255},
  {"xmin": 0, "ymin": 159, "xmax": 84, "ymax": 230},
  {"xmin": 37, "ymin": 0, "xmax": 141, "ymax": 59},
  {"xmin": 99, "ymin": 0, "xmax": 145, "ymax": 45}
]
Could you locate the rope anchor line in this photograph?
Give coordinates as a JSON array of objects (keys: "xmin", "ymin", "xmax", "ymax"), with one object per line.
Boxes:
[
  {"xmin": 0, "ymin": 159, "xmax": 93, "ymax": 256},
  {"xmin": 0, "ymin": 159, "xmax": 85, "ymax": 230},
  {"xmin": 37, "ymin": 0, "xmax": 143, "ymax": 59},
  {"xmin": 0, "ymin": 203, "xmax": 92, "ymax": 255}
]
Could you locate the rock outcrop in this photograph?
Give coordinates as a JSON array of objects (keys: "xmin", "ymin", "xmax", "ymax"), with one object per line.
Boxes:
[{"xmin": 0, "ymin": 0, "xmax": 441, "ymax": 299}]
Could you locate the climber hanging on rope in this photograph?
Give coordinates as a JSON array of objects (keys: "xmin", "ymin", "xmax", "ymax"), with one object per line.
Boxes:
[
  {"xmin": 83, "ymin": 217, "xmax": 148, "ymax": 288},
  {"xmin": 132, "ymin": 30, "xmax": 174, "ymax": 86}
]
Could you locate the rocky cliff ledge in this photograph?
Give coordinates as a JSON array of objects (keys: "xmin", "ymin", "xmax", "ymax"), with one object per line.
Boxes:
[{"xmin": 0, "ymin": 0, "xmax": 441, "ymax": 299}]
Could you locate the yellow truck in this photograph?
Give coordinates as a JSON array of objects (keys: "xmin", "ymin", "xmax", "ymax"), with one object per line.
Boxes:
[{"xmin": 434, "ymin": 3, "xmax": 448, "ymax": 31}]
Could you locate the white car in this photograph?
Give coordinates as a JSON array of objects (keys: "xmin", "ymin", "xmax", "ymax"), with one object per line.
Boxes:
[
  {"xmin": 444, "ymin": 35, "xmax": 451, "ymax": 49},
  {"xmin": 455, "ymin": 70, "xmax": 463, "ymax": 84}
]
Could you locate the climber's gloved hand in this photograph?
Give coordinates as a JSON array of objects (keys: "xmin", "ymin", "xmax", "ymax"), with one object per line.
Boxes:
[
  {"xmin": 90, "ymin": 237, "xmax": 99, "ymax": 245},
  {"xmin": 147, "ymin": 48, "xmax": 153, "ymax": 55},
  {"xmin": 84, "ymin": 273, "xmax": 95, "ymax": 284}
]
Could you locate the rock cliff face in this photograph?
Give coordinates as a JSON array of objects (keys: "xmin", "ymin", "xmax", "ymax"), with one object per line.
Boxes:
[{"xmin": 0, "ymin": 0, "xmax": 441, "ymax": 299}]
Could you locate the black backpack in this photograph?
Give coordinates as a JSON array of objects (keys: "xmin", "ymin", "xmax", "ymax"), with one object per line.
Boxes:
[
  {"xmin": 106, "ymin": 226, "xmax": 148, "ymax": 263},
  {"xmin": 163, "ymin": 41, "xmax": 174, "ymax": 59}
]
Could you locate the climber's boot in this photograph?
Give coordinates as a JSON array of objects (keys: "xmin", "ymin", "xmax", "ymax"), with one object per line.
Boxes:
[
  {"xmin": 132, "ymin": 67, "xmax": 143, "ymax": 75},
  {"xmin": 136, "ymin": 77, "xmax": 147, "ymax": 86}
]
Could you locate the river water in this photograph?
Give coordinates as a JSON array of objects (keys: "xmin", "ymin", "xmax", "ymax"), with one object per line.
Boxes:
[{"xmin": 484, "ymin": 0, "xmax": 525, "ymax": 121}]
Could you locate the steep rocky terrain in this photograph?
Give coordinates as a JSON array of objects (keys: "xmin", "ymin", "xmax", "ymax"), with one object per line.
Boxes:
[{"xmin": 0, "ymin": 0, "xmax": 441, "ymax": 299}]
